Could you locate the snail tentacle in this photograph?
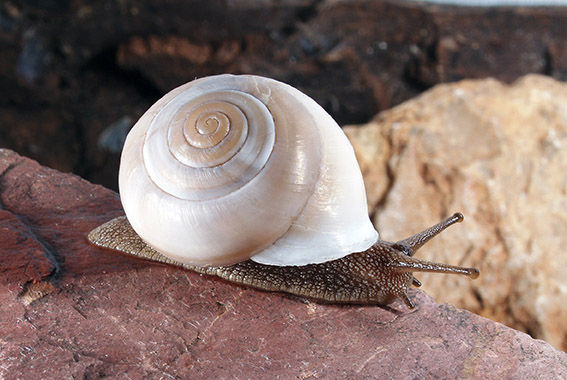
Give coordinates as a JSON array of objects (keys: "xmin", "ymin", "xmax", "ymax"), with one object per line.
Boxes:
[{"xmin": 397, "ymin": 212, "xmax": 464, "ymax": 253}]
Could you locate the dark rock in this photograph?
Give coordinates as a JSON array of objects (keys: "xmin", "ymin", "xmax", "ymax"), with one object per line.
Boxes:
[
  {"xmin": 1, "ymin": 149, "xmax": 566, "ymax": 378},
  {"xmin": 0, "ymin": 209, "xmax": 55, "ymax": 291},
  {"xmin": 1, "ymin": 1, "xmax": 567, "ymax": 190}
]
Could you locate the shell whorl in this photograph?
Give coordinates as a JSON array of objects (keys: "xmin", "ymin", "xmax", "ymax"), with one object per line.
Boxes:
[
  {"xmin": 143, "ymin": 88, "xmax": 279, "ymax": 200},
  {"xmin": 119, "ymin": 74, "xmax": 378, "ymax": 267}
]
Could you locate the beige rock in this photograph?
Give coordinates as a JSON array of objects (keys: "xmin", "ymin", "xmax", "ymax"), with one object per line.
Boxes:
[{"xmin": 345, "ymin": 74, "xmax": 567, "ymax": 351}]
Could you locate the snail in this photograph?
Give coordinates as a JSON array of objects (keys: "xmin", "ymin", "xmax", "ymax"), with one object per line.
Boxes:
[{"xmin": 88, "ymin": 74, "xmax": 479, "ymax": 308}]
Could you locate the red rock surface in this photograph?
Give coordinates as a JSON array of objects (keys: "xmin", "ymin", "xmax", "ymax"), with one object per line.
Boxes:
[{"xmin": 1, "ymin": 149, "xmax": 566, "ymax": 379}]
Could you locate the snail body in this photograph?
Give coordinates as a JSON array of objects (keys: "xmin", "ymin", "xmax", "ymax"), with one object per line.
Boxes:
[{"xmin": 88, "ymin": 74, "xmax": 479, "ymax": 308}]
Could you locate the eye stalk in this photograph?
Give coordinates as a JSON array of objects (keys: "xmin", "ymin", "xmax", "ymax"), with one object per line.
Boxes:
[
  {"xmin": 385, "ymin": 213, "xmax": 479, "ymax": 279},
  {"xmin": 380, "ymin": 213, "xmax": 479, "ymax": 308},
  {"xmin": 397, "ymin": 212, "xmax": 465, "ymax": 254}
]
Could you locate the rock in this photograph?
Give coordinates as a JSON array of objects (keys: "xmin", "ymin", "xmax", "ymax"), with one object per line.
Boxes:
[
  {"xmin": 1, "ymin": 148, "xmax": 567, "ymax": 377},
  {"xmin": 345, "ymin": 74, "xmax": 567, "ymax": 351}
]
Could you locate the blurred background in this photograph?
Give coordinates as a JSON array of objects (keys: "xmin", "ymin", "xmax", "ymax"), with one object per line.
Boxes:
[{"xmin": 1, "ymin": 0, "xmax": 566, "ymax": 190}]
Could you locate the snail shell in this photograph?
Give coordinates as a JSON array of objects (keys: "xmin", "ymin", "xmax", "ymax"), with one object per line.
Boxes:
[{"xmin": 118, "ymin": 74, "xmax": 378, "ymax": 267}]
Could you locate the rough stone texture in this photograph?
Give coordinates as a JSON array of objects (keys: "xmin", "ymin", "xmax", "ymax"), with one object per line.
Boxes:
[
  {"xmin": 0, "ymin": 150, "xmax": 566, "ymax": 378},
  {"xmin": 345, "ymin": 74, "xmax": 567, "ymax": 351},
  {"xmin": 1, "ymin": 0, "xmax": 567, "ymax": 190}
]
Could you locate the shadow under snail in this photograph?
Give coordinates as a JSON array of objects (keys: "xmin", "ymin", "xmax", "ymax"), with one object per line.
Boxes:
[{"xmin": 88, "ymin": 74, "xmax": 479, "ymax": 308}]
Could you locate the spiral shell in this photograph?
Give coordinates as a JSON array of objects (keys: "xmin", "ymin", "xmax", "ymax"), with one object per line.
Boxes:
[{"xmin": 119, "ymin": 74, "xmax": 378, "ymax": 266}]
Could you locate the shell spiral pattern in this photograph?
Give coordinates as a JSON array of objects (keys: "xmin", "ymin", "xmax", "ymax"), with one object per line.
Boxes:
[{"xmin": 119, "ymin": 74, "xmax": 378, "ymax": 266}]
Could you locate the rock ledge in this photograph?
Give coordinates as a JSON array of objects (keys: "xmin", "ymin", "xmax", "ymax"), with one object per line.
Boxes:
[{"xmin": 1, "ymin": 148, "xmax": 566, "ymax": 378}]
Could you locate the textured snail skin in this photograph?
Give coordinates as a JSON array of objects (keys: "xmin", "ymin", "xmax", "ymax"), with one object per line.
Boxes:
[{"xmin": 88, "ymin": 213, "xmax": 479, "ymax": 308}]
